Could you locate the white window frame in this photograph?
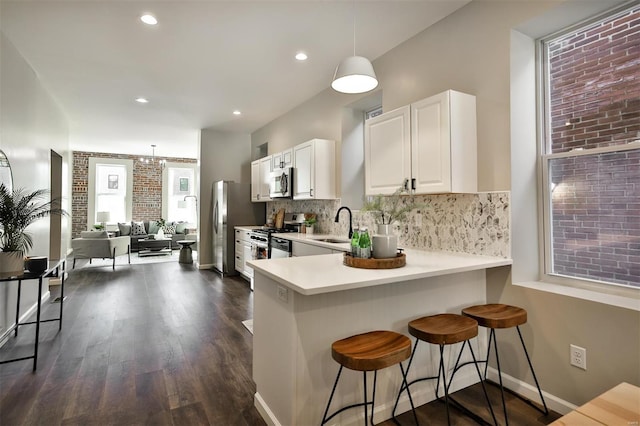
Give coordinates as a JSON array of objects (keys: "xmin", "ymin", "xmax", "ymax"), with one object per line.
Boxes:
[
  {"xmin": 162, "ymin": 162, "xmax": 197, "ymax": 223},
  {"xmin": 88, "ymin": 157, "xmax": 133, "ymax": 230},
  {"xmin": 510, "ymin": 1, "xmax": 640, "ymax": 311}
]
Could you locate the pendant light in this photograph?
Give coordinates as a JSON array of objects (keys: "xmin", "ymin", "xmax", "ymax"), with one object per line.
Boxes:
[{"xmin": 331, "ymin": 6, "xmax": 378, "ymax": 94}]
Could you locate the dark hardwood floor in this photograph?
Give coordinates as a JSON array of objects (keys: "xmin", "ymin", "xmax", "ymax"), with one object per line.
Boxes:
[{"xmin": 1, "ymin": 260, "xmax": 561, "ymax": 425}]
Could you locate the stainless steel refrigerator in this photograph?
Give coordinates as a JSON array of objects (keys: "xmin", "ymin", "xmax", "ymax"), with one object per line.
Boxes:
[{"xmin": 212, "ymin": 180, "xmax": 265, "ymax": 275}]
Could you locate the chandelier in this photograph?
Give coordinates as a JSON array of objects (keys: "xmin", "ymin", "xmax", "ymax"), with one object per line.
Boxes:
[{"xmin": 139, "ymin": 144, "xmax": 166, "ymax": 169}]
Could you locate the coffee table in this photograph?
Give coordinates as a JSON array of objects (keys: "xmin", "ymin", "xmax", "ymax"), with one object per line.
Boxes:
[{"xmin": 138, "ymin": 238, "xmax": 172, "ymax": 257}]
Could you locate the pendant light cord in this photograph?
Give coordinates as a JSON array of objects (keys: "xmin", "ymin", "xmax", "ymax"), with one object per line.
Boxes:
[{"xmin": 352, "ymin": 2, "xmax": 356, "ymax": 56}]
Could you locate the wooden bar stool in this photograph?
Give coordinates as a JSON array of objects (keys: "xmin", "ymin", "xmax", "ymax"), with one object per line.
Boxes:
[
  {"xmin": 393, "ymin": 313, "xmax": 497, "ymax": 426},
  {"xmin": 321, "ymin": 330, "xmax": 418, "ymax": 426},
  {"xmin": 460, "ymin": 304, "xmax": 548, "ymax": 425}
]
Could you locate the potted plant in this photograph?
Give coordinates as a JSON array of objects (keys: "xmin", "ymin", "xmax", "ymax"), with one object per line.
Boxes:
[
  {"xmin": 361, "ymin": 187, "xmax": 421, "ymax": 258},
  {"xmin": 303, "ymin": 214, "xmax": 317, "ymax": 234},
  {"xmin": 0, "ymin": 184, "xmax": 67, "ymax": 275}
]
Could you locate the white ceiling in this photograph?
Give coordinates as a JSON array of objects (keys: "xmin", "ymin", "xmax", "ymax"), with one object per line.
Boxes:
[{"xmin": 1, "ymin": 0, "xmax": 469, "ymax": 159}]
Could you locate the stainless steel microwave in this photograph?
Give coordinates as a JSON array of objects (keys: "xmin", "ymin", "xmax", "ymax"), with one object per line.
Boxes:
[{"xmin": 270, "ymin": 167, "xmax": 293, "ymax": 198}]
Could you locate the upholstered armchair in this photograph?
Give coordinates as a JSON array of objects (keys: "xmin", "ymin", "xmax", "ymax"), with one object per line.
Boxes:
[{"xmin": 71, "ymin": 231, "xmax": 131, "ymax": 270}]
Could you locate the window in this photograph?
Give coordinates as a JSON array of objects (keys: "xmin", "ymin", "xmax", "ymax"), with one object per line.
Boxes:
[
  {"xmin": 162, "ymin": 163, "xmax": 197, "ymax": 224},
  {"xmin": 540, "ymin": 4, "xmax": 640, "ymax": 289},
  {"xmin": 88, "ymin": 158, "xmax": 133, "ymax": 228}
]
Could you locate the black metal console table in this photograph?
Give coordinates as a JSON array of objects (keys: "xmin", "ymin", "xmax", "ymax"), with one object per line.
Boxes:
[{"xmin": 0, "ymin": 259, "xmax": 66, "ymax": 371}]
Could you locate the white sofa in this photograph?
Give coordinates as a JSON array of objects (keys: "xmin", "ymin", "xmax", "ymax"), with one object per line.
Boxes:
[{"xmin": 71, "ymin": 231, "xmax": 131, "ymax": 270}]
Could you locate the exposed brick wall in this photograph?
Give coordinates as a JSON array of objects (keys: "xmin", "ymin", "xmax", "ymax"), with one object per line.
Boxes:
[
  {"xmin": 72, "ymin": 151, "xmax": 196, "ymax": 238},
  {"xmin": 549, "ymin": 6, "xmax": 640, "ymax": 152},
  {"xmin": 547, "ymin": 6, "xmax": 640, "ymax": 287}
]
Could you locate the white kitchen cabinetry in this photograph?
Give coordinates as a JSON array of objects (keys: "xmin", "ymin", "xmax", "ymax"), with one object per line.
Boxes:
[
  {"xmin": 272, "ymin": 148, "xmax": 293, "ymax": 170},
  {"xmin": 251, "ymin": 156, "xmax": 273, "ymax": 202},
  {"xmin": 364, "ymin": 90, "xmax": 477, "ymax": 195},
  {"xmin": 235, "ymin": 228, "xmax": 254, "ymax": 280},
  {"xmin": 364, "ymin": 106, "xmax": 411, "ymax": 196},
  {"xmin": 292, "ymin": 139, "xmax": 337, "ymax": 200}
]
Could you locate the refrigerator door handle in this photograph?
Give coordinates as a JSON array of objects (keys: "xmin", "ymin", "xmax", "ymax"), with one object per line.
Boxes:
[{"xmin": 213, "ymin": 201, "xmax": 219, "ymax": 234}]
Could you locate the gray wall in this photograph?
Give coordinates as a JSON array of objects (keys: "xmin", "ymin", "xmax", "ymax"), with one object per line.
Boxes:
[
  {"xmin": 198, "ymin": 128, "xmax": 253, "ymax": 267},
  {"xmin": 250, "ymin": 0, "xmax": 639, "ymax": 407},
  {"xmin": 0, "ymin": 33, "xmax": 71, "ymax": 335}
]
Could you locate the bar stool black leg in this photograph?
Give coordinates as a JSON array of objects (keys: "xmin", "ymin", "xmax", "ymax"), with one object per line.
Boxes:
[
  {"xmin": 468, "ymin": 341, "xmax": 498, "ymax": 425},
  {"xmin": 363, "ymin": 371, "xmax": 368, "ymax": 425},
  {"xmin": 397, "ymin": 362, "xmax": 419, "ymax": 426},
  {"xmin": 322, "ymin": 366, "xmax": 343, "ymax": 425},
  {"xmin": 438, "ymin": 345, "xmax": 451, "ymax": 425},
  {"xmin": 491, "ymin": 327, "xmax": 508, "ymax": 425},
  {"xmin": 517, "ymin": 326, "xmax": 549, "ymax": 415},
  {"xmin": 392, "ymin": 339, "xmax": 419, "ymax": 418}
]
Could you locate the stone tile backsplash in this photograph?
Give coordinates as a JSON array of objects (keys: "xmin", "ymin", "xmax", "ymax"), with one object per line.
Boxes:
[{"xmin": 267, "ymin": 192, "xmax": 510, "ymax": 258}]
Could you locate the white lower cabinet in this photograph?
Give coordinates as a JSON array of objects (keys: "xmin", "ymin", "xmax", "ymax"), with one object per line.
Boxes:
[{"xmin": 235, "ymin": 228, "xmax": 254, "ymax": 279}]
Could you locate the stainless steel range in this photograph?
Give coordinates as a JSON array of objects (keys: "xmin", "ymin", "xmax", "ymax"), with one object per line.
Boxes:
[{"xmin": 250, "ymin": 226, "xmax": 297, "ymax": 259}]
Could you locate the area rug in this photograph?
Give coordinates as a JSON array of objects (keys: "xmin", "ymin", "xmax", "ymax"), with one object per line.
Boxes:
[
  {"xmin": 242, "ymin": 319, "xmax": 254, "ymax": 334},
  {"xmin": 72, "ymin": 250, "xmax": 198, "ymax": 270}
]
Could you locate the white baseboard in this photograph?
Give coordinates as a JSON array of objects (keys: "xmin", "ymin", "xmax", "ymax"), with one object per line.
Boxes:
[
  {"xmin": 0, "ymin": 290, "xmax": 51, "ymax": 348},
  {"xmin": 197, "ymin": 262, "xmax": 213, "ymax": 270},
  {"xmin": 254, "ymin": 392, "xmax": 282, "ymax": 426},
  {"xmin": 486, "ymin": 367, "xmax": 577, "ymax": 415}
]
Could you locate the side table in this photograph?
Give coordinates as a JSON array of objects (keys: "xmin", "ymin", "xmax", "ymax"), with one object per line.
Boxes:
[
  {"xmin": 0, "ymin": 259, "xmax": 66, "ymax": 371},
  {"xmin": 177, "ymin": 240, "xmax": 195, "ymax": 264}
]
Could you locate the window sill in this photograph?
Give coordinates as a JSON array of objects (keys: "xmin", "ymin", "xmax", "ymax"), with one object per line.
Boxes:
[{"xmin": 514, "ymin": 281, "xmax": 640, "ymax": 312}]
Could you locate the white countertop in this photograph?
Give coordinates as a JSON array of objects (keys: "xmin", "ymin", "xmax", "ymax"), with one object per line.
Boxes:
[
  {"xmin": 248, "ymin": 248, "xmax": 512, "ymax": 295},
  {"xmin": 271, "ymin": 232, "xmax": 351, "ymax": 252}
]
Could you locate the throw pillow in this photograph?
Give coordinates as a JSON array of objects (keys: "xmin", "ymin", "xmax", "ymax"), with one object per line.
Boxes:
[
  {"xmin": 163, "ymin": 224, "xmax": 177, "ymax": 235},
  {"xmin": 131, "ymin": 221, "xmax": 147, "ymax": 236},
  {"xmin": 148, "ymin": 221, "xmax": 160, "ymax": 235},
  {"xmin": 175, "ymin": 222, "xmax": 188, "ymax": 234},
  {"xmin": 118, "ymin": 222, "xmax": 131, "ymax": 236}
]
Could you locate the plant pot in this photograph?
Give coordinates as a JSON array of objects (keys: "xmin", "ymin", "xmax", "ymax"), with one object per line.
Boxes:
[
  {"xmin": 372, "ymin": 224, "xmax": 397, "ymax": 259},
  {"xmin": 0, "ymin": 251, "xmax": 24, "ymax": 276},
  {"xmin": 306, "ymin": 225, "xmax": 314, "ymax": 234},
  {"xmin": 25, "ymin": 256, "xmax": 48, "ymax": 273}
]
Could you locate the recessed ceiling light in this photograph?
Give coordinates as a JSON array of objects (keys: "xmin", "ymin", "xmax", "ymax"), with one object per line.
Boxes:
[
  {"xmin": 135, "ymin": 97, "xmax": 149, "ymax": 103},
  {"xmin": 233, "ymin": 110, "xmax": 242, "ymax": 116},
  {"xmin": 140, "ymin": 14, "xmax": 158, "ymax": 25},
  {"xmin": 295, "ymin": 52, "xmax": 308, "ymax": 61}
]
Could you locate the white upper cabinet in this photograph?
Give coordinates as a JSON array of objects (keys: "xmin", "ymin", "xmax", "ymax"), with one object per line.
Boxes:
[
  {"xmin": 251, "ymin": 155, "xmax": 273, "ymax": 202},
  {"xmin": 364, "ymin": 90, "xmax": 477, "ymax": 195},
  {"xmin": 272, "ymin": 148, "xmax": 293, "ymax": 170},
  {"xmin": 251, "ymin": 160, "xmax": 260, "ymax": 202},
  {"xmin": 293, "ymin": 139, "xmax": 337, "ymax": 200},
  {"xmin": 364, "ymin": 105, "xmax": 411, "ymax": 195}
]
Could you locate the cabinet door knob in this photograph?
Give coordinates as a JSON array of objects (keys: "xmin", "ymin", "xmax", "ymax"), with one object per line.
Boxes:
[
  {"xmin": 411, "ymin": 178, "xmax": 416, "ymax": 191},
  {"xmin": 403, "ymin": 178, "xmax": 409, "ymax": 191}
]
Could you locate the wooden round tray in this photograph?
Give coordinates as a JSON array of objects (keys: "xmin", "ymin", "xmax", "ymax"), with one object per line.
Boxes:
[{"xmin": 343, "ymin": 253, "xmax": 406, "ymax": 269}]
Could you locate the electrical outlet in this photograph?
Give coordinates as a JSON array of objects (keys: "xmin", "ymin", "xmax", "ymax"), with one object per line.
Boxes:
[
  {"xmin": 414, "ymin": 213, "xmax": 422, "ymax": 228},
  {"xmin": 277, "ymin": 285, "xmax": 288, "ymax": 303},
  {"xmin": 570, "ymin": 344, "xmax": 587, "ymax": 370}
]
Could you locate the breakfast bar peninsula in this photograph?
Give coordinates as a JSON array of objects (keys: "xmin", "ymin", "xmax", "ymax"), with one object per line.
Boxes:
[{"xmin": 248, "ymin": 249, "xmax": 511, "ymax": 426}]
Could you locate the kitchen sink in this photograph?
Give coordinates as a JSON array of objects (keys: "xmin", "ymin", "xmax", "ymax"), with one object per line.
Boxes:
[{"xmin": 313, "ymin": 238, "xmax": 350, "ymax": 244}]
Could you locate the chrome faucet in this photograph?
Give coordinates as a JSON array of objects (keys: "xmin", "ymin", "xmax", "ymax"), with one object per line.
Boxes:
[{"xmin": 334, "ymin": 206, "xmax": 353, "ymax": 239}]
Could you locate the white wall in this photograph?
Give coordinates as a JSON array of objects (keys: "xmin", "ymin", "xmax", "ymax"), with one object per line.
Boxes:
[
  {"xmin": 0, "ymin": 33, "xmax": 70, "ymax": 336},
  {"xmin": 249, "ymin": 0, "xmax": 640, "ymax": 407}
]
